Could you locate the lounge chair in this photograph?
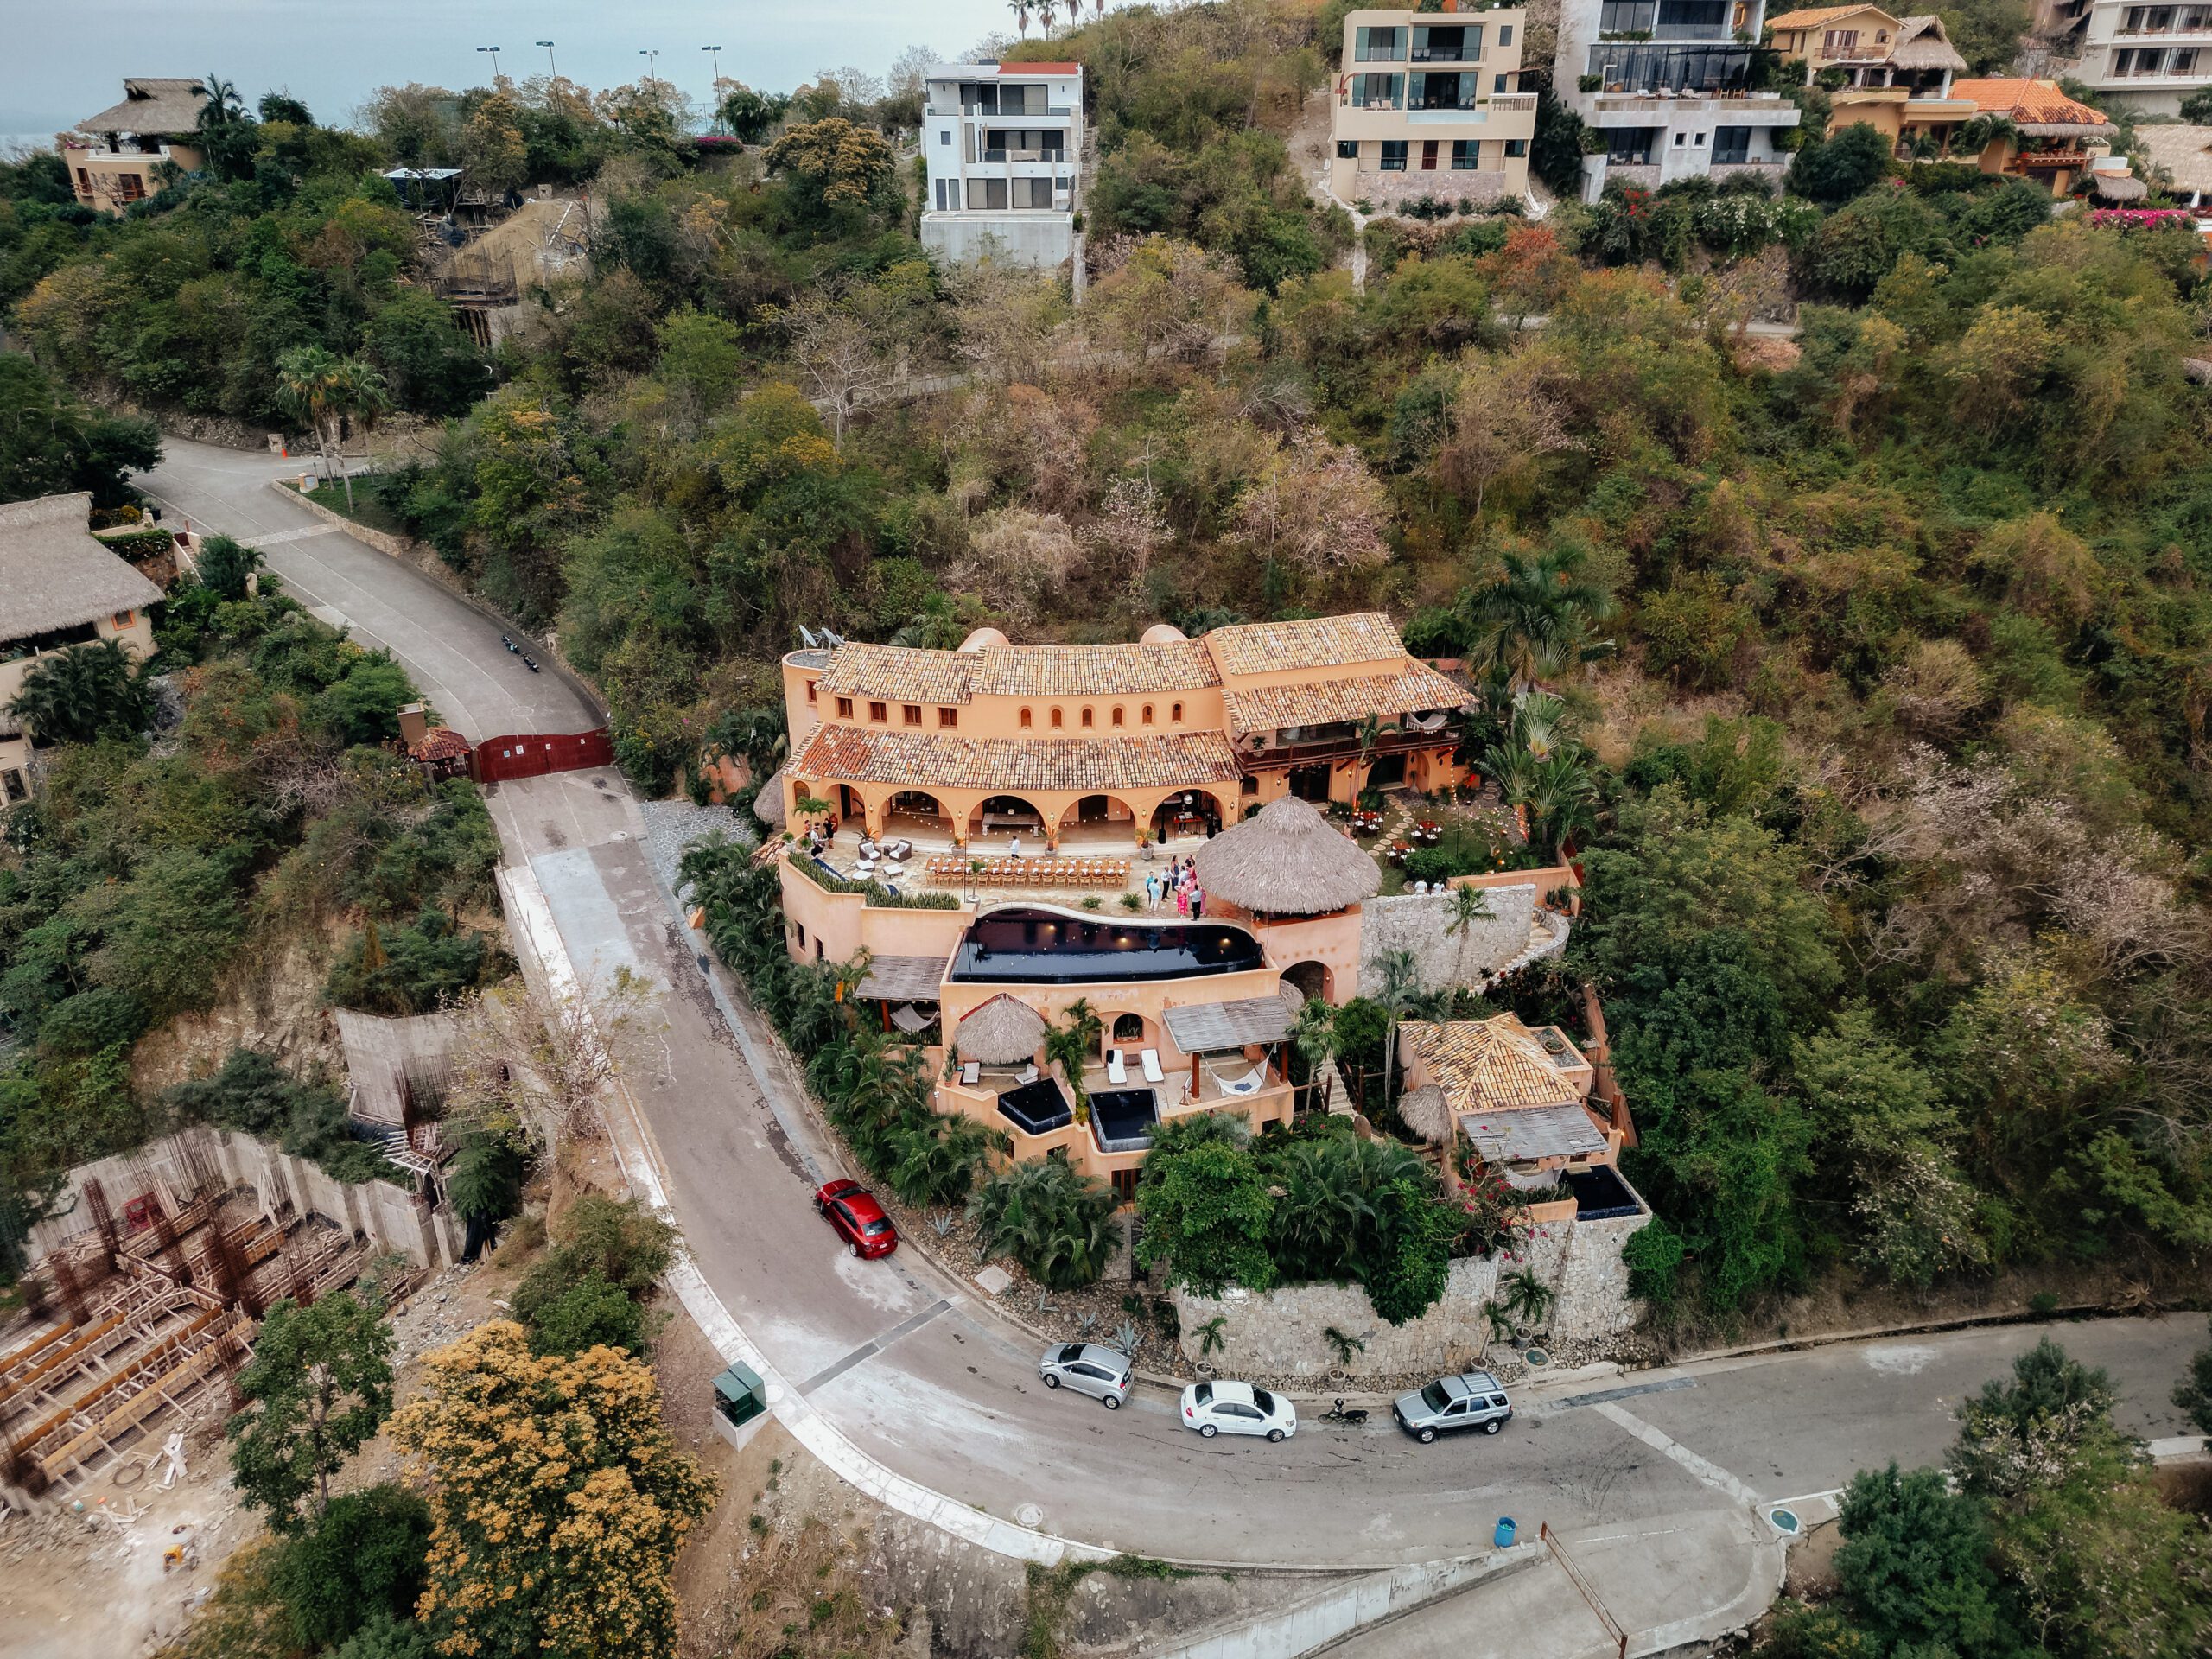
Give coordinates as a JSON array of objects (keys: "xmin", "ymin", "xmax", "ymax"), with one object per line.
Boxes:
[
  {"xmin": 1106, "ymin": 1050, "xmax": 1128, "ymax": 1085},
  {"xmin": 1141, "ymin": 1049, "xmax": 1165, "ymax": 1084},
  {"xmin": 961, "ymin": 1060, "xmax": 981, "ymax": 1086},
  {"xmin": 1016, "ymin": 1062, "xmax": 1039, "ymax": 1085}
]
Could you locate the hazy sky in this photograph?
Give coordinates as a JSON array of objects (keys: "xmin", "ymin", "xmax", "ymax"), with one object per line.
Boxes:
[{"xmin": 3, "ymin": 0, "xmax": 1039, "ymax": 137}]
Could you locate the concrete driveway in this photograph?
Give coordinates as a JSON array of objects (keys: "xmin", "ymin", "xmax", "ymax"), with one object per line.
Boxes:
[{"xmin": 148, "ymin": 442, "xmax": 2210, "ymax": 1647}]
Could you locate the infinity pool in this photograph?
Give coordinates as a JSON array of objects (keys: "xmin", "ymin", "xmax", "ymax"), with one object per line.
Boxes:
[{"xmin": 947, "ymin": 907, "xmax": 1264, "ymax": 984}]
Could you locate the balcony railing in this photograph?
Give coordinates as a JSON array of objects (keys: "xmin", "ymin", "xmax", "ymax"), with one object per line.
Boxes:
[
  {"xmin": 2012, "ymin": 149, "xmax": 2088, "ymax": 168},
  {"xmin": 981, "ymin": 149, "xmax": 1068, "ymax": 162},
  {"xmin": 925, "ymin": 102, "xmax": 1076, "ymax": 117},
  {"xmin": 1242, "ymin": 727, "xmax": 1455, "ymax": 770}
]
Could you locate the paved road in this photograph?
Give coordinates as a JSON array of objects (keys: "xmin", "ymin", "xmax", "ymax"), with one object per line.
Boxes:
[
  {"xmin": 149, "ymin": 444, "xmax": 2208, "ymax": 1642},
  {"xmin": 136, "ymin": 436, "xmax": 594, "ymax": 740}
]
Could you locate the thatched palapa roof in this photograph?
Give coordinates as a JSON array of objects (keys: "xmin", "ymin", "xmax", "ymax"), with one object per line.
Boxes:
[
  {"xmin": 955, "ymin": 994, "xmax": 1047, "ymax": 1065},
  {"xmin": 1888, "ymin": 16, "xmax": 1967, "ymax": 73},
  {"xmin": 2093, "ymin": 170, "xmax": 2148, "ymax": 202},
  {"xmin": 755, "ymin": 766, "xmax": 787, "ymax": 828},
  {"xmin": 2136, "ymin": 124, "xmax": 2212, "ymax": 194},
  {"xmin": 1399, "ymin": 1084, "xmax": 1453, "ymax": 1147},
  {"xmin": 1191, "ymin": 796, "xmax": 1381, "ymax": 917}
]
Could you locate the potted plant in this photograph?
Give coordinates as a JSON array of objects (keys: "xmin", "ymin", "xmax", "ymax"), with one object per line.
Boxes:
[{"xmin": 1578, "ymin": 73, "xmax": 1603, "ymax": 92}]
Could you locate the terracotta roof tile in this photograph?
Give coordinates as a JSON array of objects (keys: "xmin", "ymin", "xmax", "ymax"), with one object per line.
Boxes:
[
  {"xmin": 791, "ymin": 723, "xmax": 1240, "ymax": 793},
  {"xmin": 1950, "ymin": 78, "xmax": 2112, "ymax": 128},
  {"xmin": 1204, "ymin": 613, "xmax": 1412, "ymax": 678},
  {"xmin": 411, "ymin": 728, "xmax": 473, "ymax": 761},
  {"xmin": 1224, "ymin": 664, "xmax": 1467, "ymax": 734},
  {"xmin": 1400, "ymin": 1015, "xmax": 1581, "ymax": 1113},
  {"xmin": 815, "ymin": 639, "xmax": 1220, "ymax": 705}
]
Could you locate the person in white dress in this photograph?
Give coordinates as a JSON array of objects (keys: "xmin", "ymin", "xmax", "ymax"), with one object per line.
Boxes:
[{"xmin": 1008, "ymin": 832, "xmax": 1022, "ymax": 861}]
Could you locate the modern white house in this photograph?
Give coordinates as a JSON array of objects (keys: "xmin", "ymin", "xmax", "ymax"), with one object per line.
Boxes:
[
  {"xmin": 1558, "ymin": 0, "xmax": 1802, "ymax": 196},
  {"xmin": 2063, "ymin": 2, "xmax": 2212, "ymax": 114},
  {"xmin": 1326, "ymin": 7, "xmax": 1541, "ymax": 207},
  {"xmin": 919, "ymin": 60, "xmax": 1085, "ymax": 269}
]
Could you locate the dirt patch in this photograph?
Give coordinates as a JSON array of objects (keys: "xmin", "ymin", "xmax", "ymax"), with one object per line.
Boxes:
[
  {"xmin": 129, "ymin": 927, "xmax": 347, "ymax": 1096},
  {"xmin": 1781, "ymin": 1517, "xmax": 1844, "ymax": 1601}
]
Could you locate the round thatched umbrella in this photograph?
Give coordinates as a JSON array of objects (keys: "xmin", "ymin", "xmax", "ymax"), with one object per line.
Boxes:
[
  {"xmin": 754, "ymin": 766, "xmax": 787, "ymax": 830},
  {"xmin": 1192, "ymin": 795, "xmax": 1381, "ymax": 917},
  {"xmin": 954, "ymin": 994, "xmax": 1047, "ymax": 1065},
  {"xmin": 1398, "ymin": 1084, "xmax": 1453, "ymax": 1147}
]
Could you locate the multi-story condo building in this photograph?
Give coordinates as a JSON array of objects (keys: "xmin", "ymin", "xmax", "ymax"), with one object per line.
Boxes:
[
  {"xmin": 0, "ymin": 494, "xmax": 162, "ymax": 804},
  {"xmin": 1560, "ymin": 0, "xmax": 1802, "ymax": 195},
  {"xmin": 759, "ymin": 615, "xmax": 1602, "ymax": 1194},
  {"xmin": 918, "ymin": 60, "xmax": 1084, "ymax": 269},
  {"xmin": 1326, "ymin": 7, "xmax": 1541, "ymax": 206},
  {"xmin": 62, "ymin": 79, "xmax": 209, "ymax": 214},
  {"xmin": 2070, "ymin": 1, "xmax": 2212, "ymax": 115}
]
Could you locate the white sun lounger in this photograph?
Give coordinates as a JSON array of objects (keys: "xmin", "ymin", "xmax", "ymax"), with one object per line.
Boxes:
[
  {"xmin": 1106, "ymin": 1050, "xmax": 1128, "ymax": 1085},
  {"xmin": 961, "ymin": 1061, "xmax": 981, "ymax": 1086},
  {"xmin": 1016, "ymin": 1063, "xmax": 1039, "ymax": 1085},
  {"xmin": 1141, "ymin": 1049, "xmax": 1165, "ymax": 1084}
]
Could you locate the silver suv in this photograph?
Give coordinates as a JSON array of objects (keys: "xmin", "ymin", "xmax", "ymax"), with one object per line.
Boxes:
[
  {"xmin": 1393, "ymin": 1371, "xmax": 1512, "ymax": 1443},
  {"xmin": 1039, "ymin": 1343, "xmax": 1134, "ymax": 1409}
]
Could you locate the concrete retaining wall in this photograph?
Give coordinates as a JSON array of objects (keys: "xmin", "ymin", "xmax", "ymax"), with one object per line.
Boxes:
[{"xmin": 29, "ymin": 1125, "xmax": 463, "ymax": 1271}]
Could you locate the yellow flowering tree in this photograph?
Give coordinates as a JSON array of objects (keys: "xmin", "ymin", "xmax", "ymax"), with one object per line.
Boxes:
[{"xmin": 391, "ymin": 1322, "xmax": 717, "ymax": 1659}]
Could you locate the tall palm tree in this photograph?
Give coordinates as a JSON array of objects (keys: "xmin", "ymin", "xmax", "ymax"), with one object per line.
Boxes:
[
  {"xmin": 1291, "ymin": 997, "xmax": 1338, "ymax": 1106},
  {"xmin": 1443, "ymin": 883, "xmax": 1495, "ymax": 985},
  {"xmin": 1374, "ymin": 947, "xmax": 1422, "ymax": 1114},
  {"xmin": 1952, "ymin": 113, "xmax": 2018, "ymax": 159},
  {"xmin": 196, "ymin": 73, "xmax": 245, "ymax": 132},
  {"xmin": 276, "ymin": 346, "xmax": 391, "ymax": 512},
  {"xmin": 1037, "ymin": 0, "xmax": 1062, "ymax": 35},
  {"xmin": 1009, "ymin": 0, "xmax": 1034, "ymax": 36},
  {"xmin": 1525, "ymin": 750, "xmax": 1600, "ymax": 861},
  {"xmin": 1458, "ymin": 542, "xmax": 1616, "ymax": 694}
]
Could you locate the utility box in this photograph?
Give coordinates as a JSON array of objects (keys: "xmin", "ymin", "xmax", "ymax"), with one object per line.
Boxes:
[{"xmin": 713, "ymin": 1363, "xmax": 767, "ymax": 1430}]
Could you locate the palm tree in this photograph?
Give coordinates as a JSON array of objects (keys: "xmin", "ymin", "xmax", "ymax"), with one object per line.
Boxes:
[
  {"xmin": 196, "ymin": 73, "xmax": 245, "ymax": 132},
  {"xmin": 276, "ymin": 347, "xmax": 391, "ymax": 512},
  {"xmin": 1512, "ymin": 692, "xmax": 1566, "ymax": 763},
  {"xmin": 1374, "ymin": 947, "xmax": 1422, "ymax": 1115},
  {"xmin": 1458, "ymin": 542, "xmax": 1616, "ymax": 693},
  {"xmin": 1525, "ymin": 750, "xmax": 1599, "ymax": 861},
  {"xmin": 1953, "ymin": 113, "xmax": 2018, "ymax": 159},
  {"xmin": 968, "ymin": 1158, "xmax": 1116, "ymax": 1289},
  {"xmin": 1443, "ymin": 883, "xmax": 1495, "ymax": 984},
  {"xmin": 1037, "ymin": 0, "xmax": 1062, "ymax": 35},
  {"xmin": 889, "ymin": 594, "xmax": 972, "ymax": 650},
  {"xmin": 1290, "ymin": 997, "xmax": 1338, "ymax": 1108},
  {"xmin": 1044, "ymin": 999, "xmax": 1103, "ymax": 1114},
  {"xmin": 1009, "ymin": 0, "xmax": 1034, "ymax": 36},
  {"xmin": 5, "ymin": 639, "xmax": 150, "ymax": 747}
]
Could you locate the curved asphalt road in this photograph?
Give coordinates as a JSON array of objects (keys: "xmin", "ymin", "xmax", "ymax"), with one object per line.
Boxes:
[{"xmin": 138, "ymin": 435, "xmax": 2209, "ymax": 1637}]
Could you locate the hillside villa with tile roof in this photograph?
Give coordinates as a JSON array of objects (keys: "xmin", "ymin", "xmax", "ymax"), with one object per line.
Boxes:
[
  {"xmin": 0, "ymin": 493, "xmax": 163, "ymax": 804},
  {"xmin": 63, "ymin": 78, "xmax": 211, "ymax": 214},
  {"xmin": 761, "ymin": 613, "xmax": 1610, "ymax": 1196}
]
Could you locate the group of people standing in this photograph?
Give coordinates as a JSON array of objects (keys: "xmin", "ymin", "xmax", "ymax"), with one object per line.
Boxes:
[{"xmin": 1144, "ymin": 857, "xmax": 1205, "ymax": 918}]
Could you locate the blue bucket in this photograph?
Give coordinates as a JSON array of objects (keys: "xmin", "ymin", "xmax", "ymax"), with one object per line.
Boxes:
[{"xmin": 1495, "ymin": 1516, "xmax": 1517, "ymax": 1548}]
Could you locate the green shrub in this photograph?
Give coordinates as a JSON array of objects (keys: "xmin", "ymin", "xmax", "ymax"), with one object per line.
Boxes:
[
  {"xmin": 969, "ymin": 1158, "xmax": 1118, "ymax": 1290},
  {"xmin": 163, "ymin": 1048, "xmax": 400, "ymax": 1185},
  {"xmin": 323, "ymin": 908, "xmax": 503, "ymax": 1014},
  {"xmin": 524, "ymin": 1271, "xmax": 657, "ymax": 1356},
  {"xmin": 270, "ymin": 1484, "xmax": 431, "ymax": 1651}
]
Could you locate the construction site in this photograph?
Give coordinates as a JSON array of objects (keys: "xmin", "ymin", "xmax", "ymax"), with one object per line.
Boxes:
[{"xmin": 0, "ymin": 1136, "xmax": 389, "ymax": 1518}]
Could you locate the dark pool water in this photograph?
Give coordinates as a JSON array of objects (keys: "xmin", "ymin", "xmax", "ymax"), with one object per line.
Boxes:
[{"xmin": 948, "ymin": 907, "xmax": 1262, "ymax": 984}]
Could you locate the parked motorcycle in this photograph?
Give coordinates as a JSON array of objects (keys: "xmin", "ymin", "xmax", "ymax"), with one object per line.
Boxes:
[
  {"xmin": 1320, "ymin": 1398, "xmax": 1369, "ymax": 1426},
  {"xmin": 522, "ymin": 656, "xmax": 541, "ymax": 673},
  {"xmin": 502, "ymin": 634, "xmax": 518, "ymax": 652}
]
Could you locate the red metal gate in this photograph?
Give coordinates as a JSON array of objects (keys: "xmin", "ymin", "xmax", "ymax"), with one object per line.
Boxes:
[{"xmin": 473, "ymin": 728, "xmax": 614, "ymax": 784}]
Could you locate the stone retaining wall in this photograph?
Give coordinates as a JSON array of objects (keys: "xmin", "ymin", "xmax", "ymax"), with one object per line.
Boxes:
[
  {"xmin": 1170, "ymin": 1195, "xmax": 1646, "ymax": 1377},
  {"xmin": 1352, "ymin": 168, "xmax": 1512, "ymax": 207},
  {"xmin": 1357, "ymin": 883, "xmax": 1537, "ymax": 996}
]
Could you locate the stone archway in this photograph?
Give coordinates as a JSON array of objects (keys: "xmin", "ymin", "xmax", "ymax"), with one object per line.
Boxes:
[
  {"xmin": 969, "ymin": 793, "xmax": 1054, "ymax": 849},
  {"xmin": 1281, "ymin": 959, "xmax": 1332, "ymax": 1004},
  {"xmin": 1058, "ymin": 792, "xmax": 1142, "ymax": 848}
]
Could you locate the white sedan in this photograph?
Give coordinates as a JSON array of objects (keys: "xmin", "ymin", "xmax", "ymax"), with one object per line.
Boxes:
[{"xmin": 1179, "ymin": 1379, "xmax": 1297, "ymax": 1442}]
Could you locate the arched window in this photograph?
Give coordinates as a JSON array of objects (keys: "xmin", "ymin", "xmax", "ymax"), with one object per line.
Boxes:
[
  {"xmin": 1170, "ymin": 701, "xmax": 1183, "ymax": 724},
  {"xmin": 1112, "ymin": 1012, "xmax": 1144, "ymax": 1042},
  {"xmin": 1111, "ymin": 706, "xmax": 1125, "ymax": 728},
  {"xmin": 1141, "ymin": 703, "xmax": 1154, "ymax": 726},
  {"xmin": 1051, "ymin": 707, "xmax": 1065, "ymax": 728},
  {"xmin": 1020, "ymin": 707, "xmax": 1033, "ymax": 728},
  {"xmin": 1081, "ymin": 707, "xmax": 1094, "ymax": 728}
]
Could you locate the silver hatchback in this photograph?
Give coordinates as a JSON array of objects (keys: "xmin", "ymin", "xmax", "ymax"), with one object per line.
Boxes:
[{"xmin": 1039, "ymin": 1342, "xmax": 1134, "ymax": 1409}]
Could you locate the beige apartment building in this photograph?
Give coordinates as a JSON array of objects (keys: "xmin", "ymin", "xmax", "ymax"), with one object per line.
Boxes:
[
  {"xmin": 1328, "ymin": 6, "xmax": 1540, "ymax": 206},
  {"xmin": 63, "ymin": 79, "xmax": 209, "ymax": 214},
  {"xmin": 0, "ymin": 495, "xmax": 162, "ymax": 801}
]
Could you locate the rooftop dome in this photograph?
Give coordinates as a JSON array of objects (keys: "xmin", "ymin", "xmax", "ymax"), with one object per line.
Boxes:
[
  {"xmin": 1192, "ymin": 795, "xmax": 1381, "ymax": 918},
  {"xmin": 1139, "ymin": 622, "xmax": 1189, "ymax": 645},
  {"xmin": 957, "ymin": 626, "xmax": 1011, "ymax": 652}
]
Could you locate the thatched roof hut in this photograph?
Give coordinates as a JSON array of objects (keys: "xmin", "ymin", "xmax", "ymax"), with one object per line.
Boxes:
[
  {"xmin": 1399, "ymin": 1084, "xmax": 1453, "ymax": 1147},
  {"xmin": 1192, "ymin": 796, "xmax": 1381, "ymax": 917},
  {"xmin": 955, "ymin": 994, "xmax": 1047, "ymax": 1065},
  {"xmin": 755, "ymin": 766, "xmax": 787, "ymax": 829},
  {"xmin": 1889, "ymin": 16, "xmax": 1967, "ymax": 73}
]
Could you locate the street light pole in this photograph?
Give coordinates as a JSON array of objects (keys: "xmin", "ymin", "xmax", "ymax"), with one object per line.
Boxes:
[
  {"xmin": 537, "ymin": 40, "xmax": 557, "ymax": 79},
  {"xmin": 703, "ymin": 45, "xmax": 724, "ymax": 124},
  {"xmin": 639, "ymin": 48, "xmax": 660, "ymax": 83},
  {"xmin": 476, "ymin": 44, "xmax": 502, "ymax": 82}
]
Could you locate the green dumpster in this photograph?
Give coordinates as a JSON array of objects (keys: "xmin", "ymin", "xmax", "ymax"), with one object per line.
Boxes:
[{"xmin": 713, "ymin": 1363, "xmax": 767, "ymax": 1428}]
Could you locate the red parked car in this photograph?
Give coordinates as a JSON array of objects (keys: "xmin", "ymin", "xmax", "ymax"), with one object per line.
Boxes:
[{"xmin": 814, "ymin": 1179, "xmax": 899, "ymax": 1259}]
